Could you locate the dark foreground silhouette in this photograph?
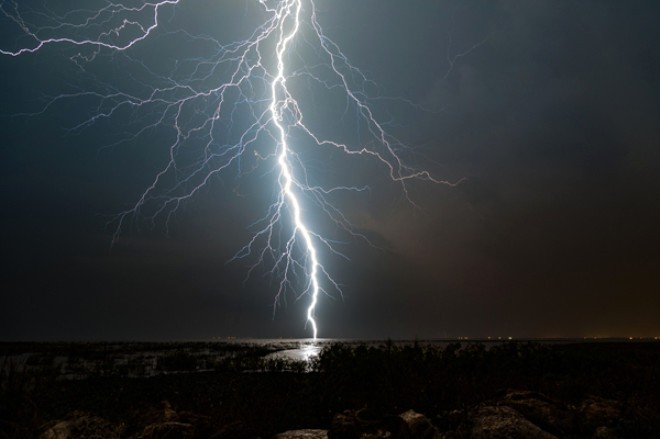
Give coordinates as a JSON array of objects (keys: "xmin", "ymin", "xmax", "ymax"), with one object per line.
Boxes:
[{"xmin": 1, "ymin": 341, "xmax": 658, "ymax": 438}]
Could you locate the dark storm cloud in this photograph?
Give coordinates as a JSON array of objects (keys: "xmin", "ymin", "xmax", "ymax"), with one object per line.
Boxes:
[
  {"xmin": 1, "ymin": 0, "xmax": 659, "ymax": 340},
  {"xmin": 348, "ymin": 0, "xmax": 660, "ymax": 337}
]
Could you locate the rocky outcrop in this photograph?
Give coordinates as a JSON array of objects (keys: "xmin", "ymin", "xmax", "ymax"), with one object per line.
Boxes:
[
  {"xmin": 37, "ymin": 391, "xmax": 631, "ymax": 439},
  {"xmin": 467, "ymin": 405, "xmax": 558, "ymax": 439},
  {"xmin": 128, "ymin": 400, "xmax": 205, "ymax": 439},
  {"xmin": 40, "ymin": 411, "xmax": 123, "ymax": 439},
  {"xmin": 275, "ymin": 429, "xmax": 329, "ymax": 439},
  {"xmin": 579, "ymin": 396, "xmax": 621, "ymax": 429},
  {"xmin": 498, "ymin": 390, "xmax": 576, "ymax": 435},
  {"xmin": 399, "ymin": 410, "xmax": 443, "ymax": 439},
  {"xmin": 327, "ymin": 408, "xmax": 444, "ymax": 438},
  {"xmin": 329, "ymin": 408, "xmax": 408, "ymax": 438},
  {"xmin": 443, "ymin": 390, "xmax": 626, "ymax": 439}
]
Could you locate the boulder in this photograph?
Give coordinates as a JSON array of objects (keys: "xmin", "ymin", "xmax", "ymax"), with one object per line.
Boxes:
[
  {"xmin": 208, "ymin": 420, "xmax": 258, "ymax": 439},
  {"xmin": 134, "ymin": 421, "xmax": 194, "ymax": 439},
  {"xmin": 399, "ymin": 410, "xmax": 443, "ymax": 438},
  {"xmin": 274, "ymin": 429, "xmax": 329, "ymax": 439},
  {"xmin": 499, "ymin": 390, "xmax": 576, "ymax": 435},
  {"xmin": 592, "ymin": 425, "xmax": 618, "ymax": 439},
  {"xmin": 128, "ymin": 400, "xmax": 206, "ymax": 439},
  {"xmin": 329, "ymin": 408, "xmax": 409, "ymax": 438},
  {"xmin": 469, "ymin": 405, "xmax": 558, "ymax": 439},
  {"xmin": 40, "ymin": 411, "xmax": 123, "ymax": 439},
  {"xmin": 580, "ymin": 396, "xmax": 621, "ymax": 427}
]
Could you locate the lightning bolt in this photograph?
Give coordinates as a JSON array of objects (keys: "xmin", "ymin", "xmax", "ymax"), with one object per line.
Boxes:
[
  {"xmin": 269, "ymin": 0, "xmax": 320, "ymax": 338},
  {"xmin": 1, "ymin": 0, "xmax": 459, "ymax": 339}
]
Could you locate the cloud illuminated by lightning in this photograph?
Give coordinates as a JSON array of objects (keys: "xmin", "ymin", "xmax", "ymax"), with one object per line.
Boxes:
[{"xmin": 1, "ymin": 0, "xmax": 458, "ymax": 339}]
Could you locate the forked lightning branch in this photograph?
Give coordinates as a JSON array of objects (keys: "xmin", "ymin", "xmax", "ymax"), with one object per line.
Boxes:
[{"xmin": 1, "ymin": 0, "xmax": 453, "ymax": 338}]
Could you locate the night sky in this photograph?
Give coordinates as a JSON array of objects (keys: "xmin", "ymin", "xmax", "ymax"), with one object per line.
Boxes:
[{"xmin": 1, "ymin": 0, "xmax": 659, "ymax": 340}]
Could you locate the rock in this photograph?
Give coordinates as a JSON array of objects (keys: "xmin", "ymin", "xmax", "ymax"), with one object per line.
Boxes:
[
  {"xmin": 469, "ymin": 405, "xmax": 558, "ymax": 439},
  {"xmin": 40, "ymin": 411, "xmax": 123, "ymax": 439},
  {"xmin": 329, "ymin": 408, "xmax": 409, "ymax": 438},
  {"xmin": 580, "ymin": 396, "xmax": 621, "ymax": 427},
  {"xmin": 446, "ymin": 409, "xmax": 466, "ymax": 428},
  {"xmin": 208, "ymin": 420, "xmax": 258, "ymax": 439},
  {"xmin": 433, "ymin": 409, "xmax": 465, "ymax": 436},
  {"xmin": 128, "ymin": 400, "xmax": 206, "ymax": 439},
  {"xmin": 162, "ymin": 400, "xmax": 178, "ymax": 421},
  {"xmin": 592, "ymin": 425, "xmax": 618, "ymax": 439},
  {"xmin": 134, "ymin": 421, "xmax": 194, "ymax": 439},
  {"xmin": 274, "ymin": 429, "xmax": 329, "ymax": 439},
  {"xmin": 399, "ymin": 410, "xmax": 442, "ymax": 438},
  {"xmin": 499, "ymin": 390, "xmax": 576, "ymax": 435},
  {"xmin": 41, "ymin": 421, "xmax": 73, "ymax": 439}
]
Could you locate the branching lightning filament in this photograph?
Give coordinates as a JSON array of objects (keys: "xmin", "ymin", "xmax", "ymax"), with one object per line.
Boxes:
[{"xmin": 1, "ymin": 0, "xmax": 457, "ymax": 338}]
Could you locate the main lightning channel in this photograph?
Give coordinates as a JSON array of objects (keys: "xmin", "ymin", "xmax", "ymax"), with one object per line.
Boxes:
[{"xmin": 270, "ymin": 0, "xmax": 319, "ymax": 338}]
